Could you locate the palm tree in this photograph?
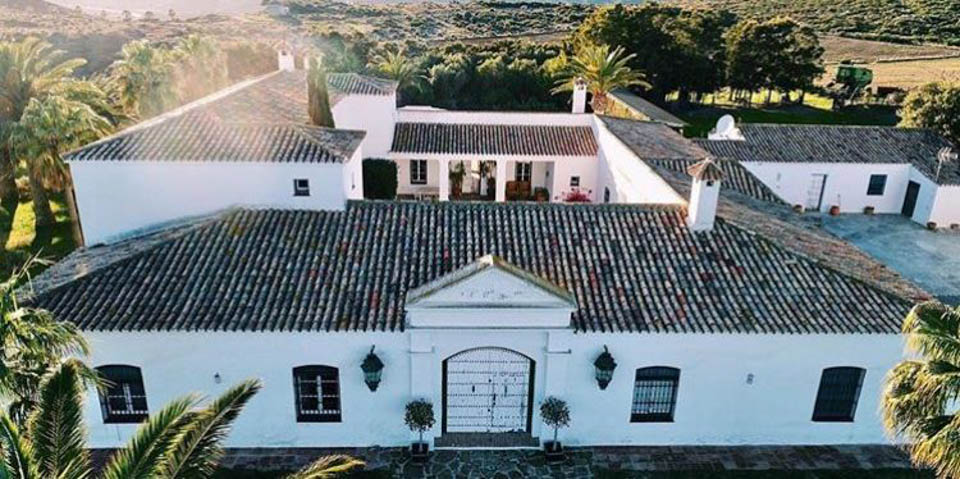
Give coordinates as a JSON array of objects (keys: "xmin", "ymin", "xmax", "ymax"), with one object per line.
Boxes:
[
  {"xmin": 308, "ymin": 57, "xmax": 335, "ymax": 128},
  {"xmin": 0, "ymin": 38, "xmax": 87, "ymax": 215},
  {"xmin": 0, "ymin": 360, "xmax": 365, "ymax": 478},
  {"xmin": 0, "ymin": 256, "xmax": 90, "ymax": 423},
  {"xmin": 552, "ymin": 44, "xmax": 649, "ymax": 114},
  {"xmin": 110, "ymin": 40, "xmax": 177, "ymax": 119},
  {"xmin": 14, "ymin": 94, "xmax": 112, "ymax": 235},
  {"xmin": 883, "ymin": 301, "xmax": 960, "ymax": 478},
  {"xmin": 170, "ymin": 35, "xmax": 229, "ymax": 105},
  {"xmin": 369, "ymin": 48, "xmax": 419, "ymax": 102}
]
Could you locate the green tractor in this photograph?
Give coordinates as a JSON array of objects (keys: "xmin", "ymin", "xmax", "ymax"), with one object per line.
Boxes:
[{"xmin": 827, "ymin": 64, "xmax": 873, "ymax": 110}]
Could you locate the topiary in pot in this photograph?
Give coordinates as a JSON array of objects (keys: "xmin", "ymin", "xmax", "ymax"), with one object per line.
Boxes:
[
  {"xmin": 405, "ymin": 399, "xmax": 436, "ymax": 463},
  {"xmin": 540, "ymin": 396, "xmax": 570, "ymax": 462}
]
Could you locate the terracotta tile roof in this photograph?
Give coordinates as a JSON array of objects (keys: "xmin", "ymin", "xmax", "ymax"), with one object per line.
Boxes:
[
  {"xmin": 391, "ymin": 123, "xmax": 598, "ymax": 156},
  {"xmin": 598, "ymin": 116, "xmax": 706, "ymax": 161},
  {"xmin": 30, "ymin": 201, "xmax": 910, "ymax": 334},
  {"xmin": 647, "ymin": 164, "xmax": 931, "ymax": 303},
  {"xmin": 646, "ymin": 158, "xmax": 785, "ymax": 205},
  {"xmin": 609, "ymin": 89, "xmax": 686, "ymax": 127},
  {"xmin": 327, "ymin": 72, "xmax": 398, "ymax": 96},
  {"xmin": 65, "ymin": 71, "xmax": 363, "ymax": 163},
  {"xmin": 67, "ymin": 116, "xmax": 364, "ymax": 163},
  {"xmin": 695, "ymin": 125, "xmax": 960, "ymax": 185}
]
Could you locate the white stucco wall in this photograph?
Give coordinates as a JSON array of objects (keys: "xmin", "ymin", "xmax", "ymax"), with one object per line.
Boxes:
[
  {"xmin": 82, "ymin": 329, "xmax": 903, "ymax": 449},
  {"xmin": 927, "ymin": 184, "xmax": 960, "ymax": 228},
  {"xmin": 70, "ymin": 159, "xmax": 353, "ymax": 246},
  {"xmin": 741, "ymin": 162, "xmax": 912, "ymax": 214},
  {"xmin": 592, "ymin": 119, "xmax": 685, "ymax": 205},
  {"xmin": 332, "ymin": 94, "xmax": 397, "ymax": 158}
]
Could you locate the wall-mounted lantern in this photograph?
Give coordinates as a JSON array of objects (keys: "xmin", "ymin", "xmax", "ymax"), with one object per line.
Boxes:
[
  {"xmin": 594, "ymin": 345, "xmax": 617, "ymax": 390},
  {"xmin": 361, "ymin": 346, "xmax": 384, "ymax": 392}
]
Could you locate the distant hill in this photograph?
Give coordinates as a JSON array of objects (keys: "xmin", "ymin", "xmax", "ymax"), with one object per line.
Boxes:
[
  {"xmin": 43, "ymin": 0, "xmax": 262, "ymax": 18},
  {"xmin": 674, "ymin": 0, "xmax": 960, "ymax": 46}
]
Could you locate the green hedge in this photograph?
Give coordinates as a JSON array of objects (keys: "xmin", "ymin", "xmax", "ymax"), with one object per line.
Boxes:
[{"xmin": 362, "ymin": 159, "xmax": 398, "ymax": 200}]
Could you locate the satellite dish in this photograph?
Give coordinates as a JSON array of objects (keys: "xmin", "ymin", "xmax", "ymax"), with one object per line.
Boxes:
[
  {"xmin": 716, "ymin": 115, "xmax": 736, "ymax": 137},
  {"xmin": 936, "ymin": 147, "xmax": 958, "ymax": 181}
]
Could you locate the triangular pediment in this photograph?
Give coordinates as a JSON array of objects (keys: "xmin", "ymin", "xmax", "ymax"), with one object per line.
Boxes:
[{"xmin": 406, "ymin": 255, "xmax": 577, "ymax": 310}]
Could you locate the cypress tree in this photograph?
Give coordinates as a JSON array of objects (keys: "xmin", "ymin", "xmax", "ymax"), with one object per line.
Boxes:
[{"xmin": 308, "ymin": 57, "xmax": 335, "ymax": 128}]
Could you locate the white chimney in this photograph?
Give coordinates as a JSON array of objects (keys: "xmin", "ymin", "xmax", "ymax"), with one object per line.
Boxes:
[
  {"xmin": 277, "ymin": 41, "xmax": 295, "ymax": 72},
  {"xmin": 572, "ymin": 77, "xmax": 587, "ymax": 114},
  {"xmin": 686, "ymin": 157, "xmax": 724, "ymax": 232}
]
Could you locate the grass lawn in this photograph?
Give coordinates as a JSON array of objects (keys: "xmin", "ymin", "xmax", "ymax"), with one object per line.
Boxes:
[
  {"xmin": 0, "ymin": 193, "xmax": 77, "ymax": 279},
  {"xmin": 677, "ymin": 103, "xmax": 899, "ymax": 138},
  {"xmin": 596, "ymin": 469, "xmax": 932, "ymax": 479}
]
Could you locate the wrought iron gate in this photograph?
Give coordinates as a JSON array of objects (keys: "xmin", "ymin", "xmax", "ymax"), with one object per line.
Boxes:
[{"xmin": 442, "ymin": 347, "xmax": 534, "ymax": 433}]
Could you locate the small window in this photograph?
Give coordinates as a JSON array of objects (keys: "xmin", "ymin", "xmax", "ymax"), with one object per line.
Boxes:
[
  {"xmin": 867, "ymin": 174, "xmax": 887, "ymax": 196},
  {"xmin": 570, "ymin": 176, "xmax": 581, "ymax": 188},
  {"xmin": 604, "ymin": 187, "xmax": 611, "ymax": 203},
  {"xmin": 515, "ymin": 162, "xmax": 532, "ymax": 183},
  {"xmin": 812, "ymin": 367, "xmax": 865, "ymax": 422},
  {"xmin": 631, "ymin": 367, "xmax": 680, "ymax": 423},
  {"xmin": 293, "ymin": 179, "xmax": 310, "ymax": 197},
  {"xmin": 96, "ymin": 365, "xmax": 149, "ymax": 424},
  {"xmin": 410, "ymin": 160, "xmax": 428, "ymax": 185},
  {"xmin": 293, "ymin": 365, "xmax": 341, "ymax": 423}
]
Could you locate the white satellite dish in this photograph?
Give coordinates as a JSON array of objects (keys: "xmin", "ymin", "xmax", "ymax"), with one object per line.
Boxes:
[{"xmin": 716, "ymin": 115, "xmax": 736, "ymax": 138}]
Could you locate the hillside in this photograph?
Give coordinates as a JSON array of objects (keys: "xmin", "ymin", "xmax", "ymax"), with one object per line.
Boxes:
[{"xmin": 674, "ymin": 0, "xmax": 960, "ymax": 46}]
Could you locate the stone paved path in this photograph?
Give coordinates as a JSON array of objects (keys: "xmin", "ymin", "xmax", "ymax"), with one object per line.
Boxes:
[{"xmin": 215, "ymin": 445, "xmax": 914, "ymax": 478}]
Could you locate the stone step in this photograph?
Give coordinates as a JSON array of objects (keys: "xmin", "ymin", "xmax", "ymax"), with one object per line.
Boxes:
[{"xmin": 434, "ymin": 432, "xmax": 540, "ymax": 449}]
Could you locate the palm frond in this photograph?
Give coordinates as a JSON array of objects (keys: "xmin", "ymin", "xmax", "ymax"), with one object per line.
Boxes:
[
  {"xmin": 285, "ymin": 455, "xmax": 365, "ymax": 479},
  {"xmin": 26, "ymin": 359, "xmax": 90, "ymax": 479},
  {"xmin": 101, "ymin": 396, "xmax": 199, "ymax": 479},
  {"xmin": 156, "ymin": 379, "xmax": 262, "ymax": 479},
  {"xmin": 0, "ymin": 412, "xmax": 39, "ymax": 479}
]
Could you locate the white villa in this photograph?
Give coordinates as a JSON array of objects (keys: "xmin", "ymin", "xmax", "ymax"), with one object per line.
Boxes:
[
  {"xmin": 26, "ymin": 49, "xmax": 955, "ymax": 453},
  {"xmin": 701, "ymin": 118, "xmax": 960, "ymax": 228}
]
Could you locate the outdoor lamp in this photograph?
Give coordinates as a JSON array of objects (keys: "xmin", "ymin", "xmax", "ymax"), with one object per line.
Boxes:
[
  {"xmin": 594, "ymin": 345, "xmax": 617, "ymax": 390},
  {"xmin": 361, "ymin": 346, "xmax": 384, "ymax": 391}
]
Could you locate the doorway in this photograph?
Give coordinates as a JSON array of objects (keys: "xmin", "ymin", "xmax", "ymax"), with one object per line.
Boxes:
[
  {"xmin": 902, "ymin": 181, "xmax": 921, "ymax": 218},
  {"xmin": 442, "ymin": 347, "xmax": 534, "ymax": 434},
  {"xmin": 805, "ymin": 174, "xmax": 828, "ymax": 211}
]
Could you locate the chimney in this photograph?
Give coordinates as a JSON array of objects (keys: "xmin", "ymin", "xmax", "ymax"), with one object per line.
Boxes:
[
  {"xmin": 572, "ymin": 77, "xmax": 587, "ymax": 114},
  {"xmin": 277, "ymin": 40, "xmax": 295, "ymax": 72},
  {"xmin": 686, "ymin": 157, "xmax": 724, "ymax": 232}
]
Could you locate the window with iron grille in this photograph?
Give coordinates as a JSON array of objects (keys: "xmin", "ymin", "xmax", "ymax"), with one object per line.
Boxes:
[
  {"xmin": 604, "ymin": 187, "xmax": 611, "ymax": 203},
  {"xmin": 570, "ymin": 176, "xmax": 581, "ymax": 188},
  {"xmin": 293, "ymin": 178, "xmax": 310, "ymax": 197},
  {"xmin": 515, "ymin": 162, "xmax": 532, "ymax": 183},
  {"xmin": 410, "ymin": 160, "xmax": 428, "ymax": 185},
  {"xmin": 96, "ymin": 365, "xmax": 149, "ymax": 424},
  {"xmin": 812, "ymin": 367, "xmax": 865, "ymax": 422},
  {"xmin": 867, "ymin": 175, "xmax": 887, "ymax": 196},
  {"xmin": 631, "ymin": 367, "xmax": 680, "ymax": 423},
  {"xmin": 293, "ymin": 365, "xmax": 341, "ymax": 423}
]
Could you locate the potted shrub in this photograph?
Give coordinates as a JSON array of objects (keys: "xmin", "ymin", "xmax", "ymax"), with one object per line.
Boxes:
[
  {"xmin": 792, "ymin": 204, "xmax": 803, "ymax": 214},
  {"xmin": 927, "ymin": 222, "xmax": 938, "ymax": 230},
  {"xmin": 404, "ymin": 399, "xmax": 435, "ymax": 463},
  {"xmin": 540, "ymin": 396, "xmax": 570, "ymax": 463},
  {"xmin": 449, "ymin": 162, "xmax": 466, "ymax": 199},
  {"xmin": 534, "ymin": 187, "xmax": 549, "ymax": 202},
  {"xmin": 829, "ymin": 205, "xmax": 840, "ymax": 216},
  {"xmin": 563, "ymin": 189, "xmax": 591, "ymax": 203},
  {"xmin": 864, "ymin": 206, "xmax": 875, "ymax": 215}
]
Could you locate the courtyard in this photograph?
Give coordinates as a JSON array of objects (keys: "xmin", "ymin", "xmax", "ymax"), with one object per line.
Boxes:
[
  {"xmin": 212, "ymin": 445, "xmax": 920, "ymax": 479},
  {"xmin": 819, "ymin": 214, "xmax": 960, "ymax": 304}
]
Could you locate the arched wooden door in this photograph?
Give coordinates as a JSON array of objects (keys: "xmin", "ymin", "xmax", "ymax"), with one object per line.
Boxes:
[{"xmin": 442, "ymin": 347, "xmax": 534, "ymax": 434}]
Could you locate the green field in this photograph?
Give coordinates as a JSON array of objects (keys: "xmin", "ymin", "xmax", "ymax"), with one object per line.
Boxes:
[{"xmin": 1, "ymin": 194, "xmax": 77, "ymax": 279}]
